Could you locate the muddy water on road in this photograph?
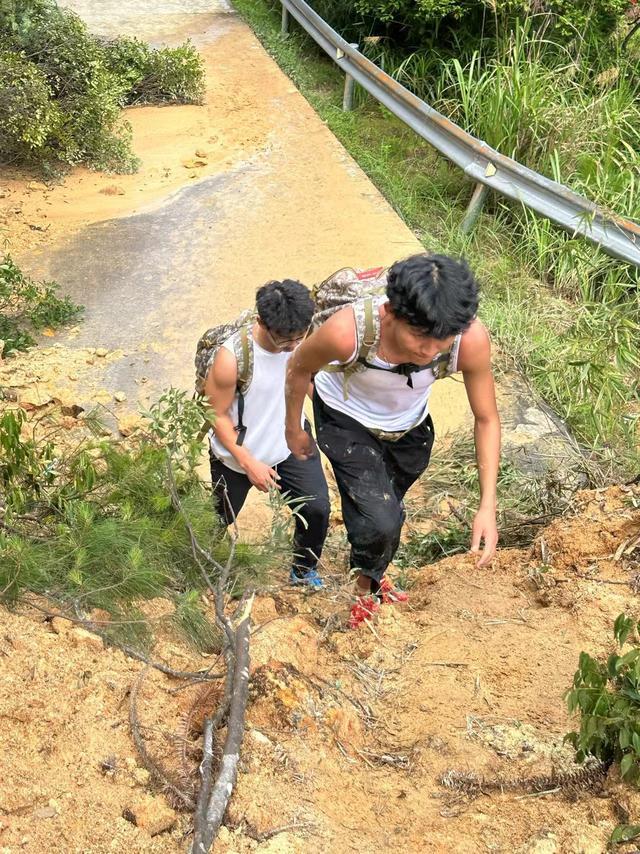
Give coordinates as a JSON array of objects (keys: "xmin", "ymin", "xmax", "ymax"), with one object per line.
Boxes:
[{"xmin": 61, "ymin": 0, "xmax": 233, "ymax": 43}]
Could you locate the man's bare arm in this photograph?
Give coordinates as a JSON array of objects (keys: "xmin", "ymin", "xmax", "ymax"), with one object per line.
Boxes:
[
  {"xmin": 459, "ymin": 321, "xmax": 501, "ymax": 567},
  {"xmin": 205, "ymin": 348, "xmax": 280, "ymax": 492},
  {"xmin": 285, "ymin": 308, "xmax": 355, "ymax": 458}
]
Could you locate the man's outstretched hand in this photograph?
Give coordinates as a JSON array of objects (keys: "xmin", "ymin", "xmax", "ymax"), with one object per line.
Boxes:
[
  {"xmin": 286, "ymin": 427, "xmax": 317, "ymax": 461},
  {"xmin": 470, "ymin": 506, "xmax": 498, "ymax": 567}
]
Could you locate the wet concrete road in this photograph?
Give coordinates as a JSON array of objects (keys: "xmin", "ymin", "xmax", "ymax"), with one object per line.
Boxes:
[{"xmin": 22, "ymin": 0, "xmax": 470, "ymax": 436}]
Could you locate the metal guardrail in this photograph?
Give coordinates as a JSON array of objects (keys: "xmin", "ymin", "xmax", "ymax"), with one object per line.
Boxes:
[{"xmin": 280, "ymin": 0, "xmax": 640, "ymax": 269}]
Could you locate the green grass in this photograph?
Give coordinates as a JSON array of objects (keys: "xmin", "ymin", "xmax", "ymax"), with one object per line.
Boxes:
[{"xmin": 232, "ymin": 0, "xmax": 639, "ymax": 473}]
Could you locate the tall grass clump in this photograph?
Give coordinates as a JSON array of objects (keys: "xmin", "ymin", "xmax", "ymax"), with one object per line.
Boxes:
[{"xmin": 420, "ymin": 20, "xmax": 640, "ymax": 299}]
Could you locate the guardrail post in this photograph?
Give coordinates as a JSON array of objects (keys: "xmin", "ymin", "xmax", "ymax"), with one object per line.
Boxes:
[
  {"xmin": 342, "ymin": 44, "xmax": 359, "ymax": 112},
  {"xmin": 461, "ymin": 182, "xmax": 490, "ymax": 235},
  {"xmin": 281, "ymin": 5, "xmax": 289, "ymax": 36}
]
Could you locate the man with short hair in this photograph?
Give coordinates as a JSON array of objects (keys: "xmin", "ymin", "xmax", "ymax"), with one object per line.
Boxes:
[
  {"xmin": 205, "ymin": 279, "xmax": 330, "ymax": 589},
  {"xmin": 284, "ymin": 254, "xmax": 500, "ymax": 624}
]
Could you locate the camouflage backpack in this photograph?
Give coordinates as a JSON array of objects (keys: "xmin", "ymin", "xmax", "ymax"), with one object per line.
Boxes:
[
  {"xmin": 194, "ymin": 308, "xmax": 256, "ymax": 445},
  {"xmin": 313, "ymin": 265, "xmax": 457, "ymax": 399}
]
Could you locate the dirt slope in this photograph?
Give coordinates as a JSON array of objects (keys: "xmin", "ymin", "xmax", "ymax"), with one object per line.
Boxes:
[{"xmin": 1, "ymin": 485, "xmax": 639, "ymax": 853}]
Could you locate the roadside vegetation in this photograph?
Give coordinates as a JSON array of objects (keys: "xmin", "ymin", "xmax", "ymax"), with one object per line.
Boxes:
[
  {"xmin": 0, "ymin": 255, "xmax": 82, "ymax": 353},
  {"xmin": 0, "ymin": 0, "xmax": 205, "ymax": 172},
  {"xmin": 232, "ymin": 0, "xmax": 640, "ymax": 474}
]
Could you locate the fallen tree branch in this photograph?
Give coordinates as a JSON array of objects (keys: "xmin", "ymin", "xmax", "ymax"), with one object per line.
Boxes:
[
  {"xmin": 192, "ymin": 594, "xmax": 254, "ymax": 853},
  {"xmin": 440, "ymin": 755, "xmax": 607, "ymax": 798},
  {"xmin": 192, "ymin": 718, "xmax": 215, "ymax": 839},
  {"xmin": 166, "ymin": 454, "xmax": 255, "ymax": 852},
  {"xmin": 21, "ymin": 597, "xmax": 223, "ymax": 682}
]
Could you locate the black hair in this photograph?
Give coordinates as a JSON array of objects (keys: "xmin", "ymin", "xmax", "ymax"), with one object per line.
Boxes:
[
  {"xmin": 255, "ymin": 279, "xmax": 314, "ymax": 336},
  {"xmin": 386, "ymin": 253, "xmax": 479, "ymax": 338}
]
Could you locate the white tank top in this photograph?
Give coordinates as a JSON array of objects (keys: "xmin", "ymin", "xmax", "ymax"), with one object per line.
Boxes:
[
  {"xmin": 314, "ymin": 297, "xmax": 461, "ymax": 431},
  {"xmin": 209, "ymin": 336, "xmax": 297, "ymax": 473}
]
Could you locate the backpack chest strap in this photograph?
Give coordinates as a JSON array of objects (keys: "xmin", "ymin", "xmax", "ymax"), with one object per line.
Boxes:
[{"xmin": 357, "ymin": 350, "xmax": 451, "ymax": 387}]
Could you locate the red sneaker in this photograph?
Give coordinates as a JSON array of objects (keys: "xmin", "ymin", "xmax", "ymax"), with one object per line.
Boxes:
[
  {"xmin": 379, "ymin": 576, "xmax": 409, "ymax": 604},
  {"xmin": 348, "ymin": 595, "xmax": 380, "ymax": 629}
]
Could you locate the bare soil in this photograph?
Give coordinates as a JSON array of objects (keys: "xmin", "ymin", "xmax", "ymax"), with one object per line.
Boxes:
[{"xmin": 1, "ymin": 484, "xmax": 639, "ymax": 853}]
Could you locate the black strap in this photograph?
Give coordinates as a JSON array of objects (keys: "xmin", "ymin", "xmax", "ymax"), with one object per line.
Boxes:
[
  {"xmin": 235, "ymin": 388, "xmax": 247, "ymax": 446},
  {"xmin": 356, "ymin": 352, "xmax": 449, "ymax": 388}
]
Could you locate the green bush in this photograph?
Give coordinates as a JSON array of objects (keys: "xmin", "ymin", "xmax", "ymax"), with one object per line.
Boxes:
[
  {"xmin": 103, "ymin": 37, "xmax": 205, "ymax": 105},
  {"xmin": 0, "ymin": 0, "xmax": 204, "ymax": 171},
  {"xmin": 566, "ymin": 614, "xmax": 640, "ymax": 783},
  {"xmin": 0, "ymin": 255, "xmax": 82, "ymax": 353},
  {"xmin": 0, "ymin": 49, "xmax": 62, "ymax": 163},
  {"xmin": 309, "ymin": 0, "xmax": 629, "ymax": 45}
]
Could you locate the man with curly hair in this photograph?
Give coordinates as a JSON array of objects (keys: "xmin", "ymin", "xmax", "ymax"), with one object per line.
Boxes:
[
  {"xmin": 205, "ymin": 279, "xmax": 329, "ymax": 589},
  {"xmin": 284, "ymin": 254, "xmax": 500, "ymax": 625}
]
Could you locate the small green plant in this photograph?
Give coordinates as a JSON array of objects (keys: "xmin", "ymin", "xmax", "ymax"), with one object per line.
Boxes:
[
  {"xmin": 0, "ymin": 255, "xmax": 82, "ymax": 353},
  {"xmin": 565, "ymin": 614, "xmax": 640, "ymax": 783},
  {"xmin": 610, "ymin": 824, "xmax": 640, "ymax": 847},
  {"xmin": 268, "ymin": 489, "xmax": 311, "ymax": 546},
  {"xmin": 397, "ymin": 521, "xmax": 468, "ymax": 568}
]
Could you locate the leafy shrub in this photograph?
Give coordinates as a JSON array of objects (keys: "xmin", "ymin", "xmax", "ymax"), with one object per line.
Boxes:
[
  {"xmin": 565, "ymin": 614, "xmax": 640, "ymax": 783},
  {"xmin": 0, "ymin": 0, "xmax": 204, "ymax": 171},
  {"xmin": 0, "ymin": 50, "xmax": 62, "ymax": 163},
  {"xmin": 309, "ymin": 0, "xmax": 629, "ymax": 44},
  {"xmin": 0, "ymin": 255, "xmax": 82, "ymax": 353},
  {"xmin": 103, "ymin": 37, "xmax": 205, "ymax": 105}
]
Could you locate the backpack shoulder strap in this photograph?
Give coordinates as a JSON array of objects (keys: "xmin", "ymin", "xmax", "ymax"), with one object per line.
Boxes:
[
  {"xmin": 229, "ymin": 325, "xmax": 255, "ymax": 446},
  {"xmin": 339, "ymin": 296, "xmax": 381, "ymax": 400},
  {"xmin": 320, "ymin": 295, "xmax": 382, "ymax": 373},
  {"xmin": 357, "ymin": 295, "xmax": 378, "ymax": 363},
  {"xmin": 237, "ymin": 326, "xmax": 251, "ymax": 388},
  {"xmin": 230, "ymin": 325, "xmax": 254, "ymax": 392}
]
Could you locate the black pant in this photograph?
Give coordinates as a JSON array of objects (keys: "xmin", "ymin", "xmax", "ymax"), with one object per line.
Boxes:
[
  {"xmin": 209, "ymin": 425, "xmax": 330, "ymax": 575},
  {"xmin": 313, "ymin": 391, "xmax": 434, "ymax": 587}
]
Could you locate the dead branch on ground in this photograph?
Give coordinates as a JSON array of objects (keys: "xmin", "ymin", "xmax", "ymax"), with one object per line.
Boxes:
[{"xmin": 165, "ymin": 457, "xmax": 255, "ymax": 854}]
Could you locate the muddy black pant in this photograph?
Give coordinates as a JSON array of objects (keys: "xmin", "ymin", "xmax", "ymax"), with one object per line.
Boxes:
[
  {"xmin": 313, "ymin": 391, "xmax": 434, "ymax": 588},
  {"xmin": 209, "ymin": 424, "xmax": 330, "ymax": 575}
]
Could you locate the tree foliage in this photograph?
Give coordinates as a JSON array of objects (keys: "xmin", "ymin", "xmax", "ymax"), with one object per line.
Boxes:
[
  {"xmin": 309, "ymin": 0, "xmax": 631, "ymax": 46},
  {"xmin": 0, "ymin": 391, "xmax": 267, "ymax": 649}
]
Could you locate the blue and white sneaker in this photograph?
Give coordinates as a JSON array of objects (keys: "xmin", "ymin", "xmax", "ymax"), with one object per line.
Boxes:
[{"xmin": 288, "ymin": 567, "xmax": 324, "ymax": 590}]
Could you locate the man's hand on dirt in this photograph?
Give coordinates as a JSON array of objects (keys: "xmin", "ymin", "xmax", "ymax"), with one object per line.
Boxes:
[
  {"xmin": 286, "ymin": 427, "xmax": 317, "ymax": 460},
  {"xmin": 470, "ymin": 507, "xmax": 498, "ymax": 567},
  {"xmin": 242, "ymin": 459, "xmax": 281, "ymax": 493}
]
